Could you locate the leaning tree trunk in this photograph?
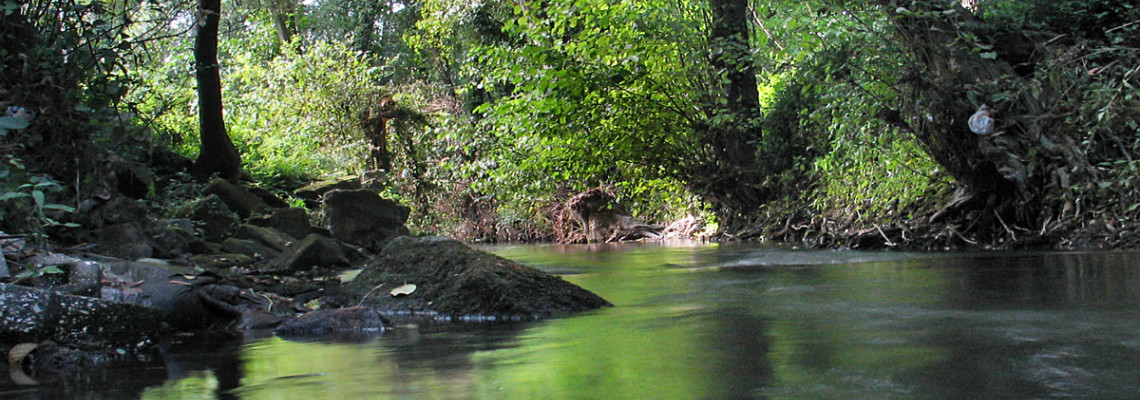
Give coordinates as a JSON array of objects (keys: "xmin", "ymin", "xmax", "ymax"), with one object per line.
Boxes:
[
  {"xmin": 192, "ymin": 0, "xmax": 242, "ymax": 181},
  {"xmin": 692, "ymin": 0, "xmax": 767, "ymax": 229},
  {"xmin": 879, "ymin": 1, "xmax": 1095, "ymax": 237}
]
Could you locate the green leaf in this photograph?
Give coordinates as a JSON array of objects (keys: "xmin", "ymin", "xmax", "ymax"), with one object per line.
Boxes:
[
  {"xmin": 0, "ymin": 116, "xmax": 30, "ymax": 130},
  {"xmin": 32, "ymin": 190, "xmax": 44, "ymax": 208},
  {"xmin": 0, "ymin": 192, "xmax": 28, "ymax": 201},
  {"xmin": 979, "ymin": 52, "xmax": 998, "ymax": 60},
  {"xmin": 41, "ymin": 204, "xmax": 76, "ymax": 212},
  {"xmin": 41, "ymin": 265, "xmax": 64, "ymax": 274}
]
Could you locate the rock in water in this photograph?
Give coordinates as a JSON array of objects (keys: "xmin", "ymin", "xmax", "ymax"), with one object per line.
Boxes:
[
  {"xmin": 342, "ymin": 236, "xmax": 612, "ymax": 320},
  {"xmin": 274, "ymin": 306, "xmax": 385, "ymax": 337},
  {"xmin": 0, "ymin": 283, "xmax": 164, "ymax": 350}
]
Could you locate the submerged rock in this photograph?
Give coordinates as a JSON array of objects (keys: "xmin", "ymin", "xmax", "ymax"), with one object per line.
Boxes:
[
  {"xmin": 274, "ymin": 306, "xmax": 385, "ymax": 337},
  {"xmin": 341, "ymin": 236, "xmax": 612, "ymax": 320}
]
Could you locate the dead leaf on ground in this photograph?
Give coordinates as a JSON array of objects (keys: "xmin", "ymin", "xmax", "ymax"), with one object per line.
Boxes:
[{"xmin": 390, "ymin": 284, "xmax": 417, "ymax": 297}]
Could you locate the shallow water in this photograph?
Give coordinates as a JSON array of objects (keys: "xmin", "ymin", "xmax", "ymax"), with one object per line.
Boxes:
[{"xmin": 11, "ymin": 241, "xmax": 1140, "ymax": 399}]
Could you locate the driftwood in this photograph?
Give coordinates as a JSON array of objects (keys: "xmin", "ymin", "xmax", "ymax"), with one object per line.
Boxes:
[{"xmin": 558, "ymin": 187, "xmax": 662, "ymax": 243}]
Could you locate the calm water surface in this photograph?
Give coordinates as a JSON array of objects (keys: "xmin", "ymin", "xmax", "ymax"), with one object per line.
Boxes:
[{"xmin": 15, "ymin": 242, "xmax": 1140, "ymax": 399}]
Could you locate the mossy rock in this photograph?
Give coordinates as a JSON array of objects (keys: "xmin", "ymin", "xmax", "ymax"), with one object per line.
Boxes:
[{"xmin": 341, "ymin": 236, "xmax": 612, "ymax": 320}]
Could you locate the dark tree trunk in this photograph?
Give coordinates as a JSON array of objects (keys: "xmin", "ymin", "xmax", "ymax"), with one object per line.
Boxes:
[
  {"xmin": 364, "ymin": 97, "xmax": 394, "ymax": 172},
  {"xmin": 193, "ymin": 0, "xmax": 242, "ymax": 180},
  {"xmin": 269, "ymin": 0, "xmax": 297, "ymax": 52},
  {"xmin": 692, "ymin": 0, "xmax": 767, "ymax": 228},
  {"xmin": 367, "ymin": 115, "xmax": 391, "ymax": 172}
]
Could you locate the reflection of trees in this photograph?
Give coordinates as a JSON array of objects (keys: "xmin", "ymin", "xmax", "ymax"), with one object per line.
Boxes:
[
  {"xmin": 698, "ymin": 303, "xmax": 775, "ymax": 400},
  {"xmin": 2, "ymin": 356, "xmax": 167, "ymax": 400},
  {"xmin": 143, "ymin": 335, "xmax": 246, "ymax": 400},
  {"xmin": 907, "ymin": 252, "xmax": 1140, "ymax": 398},
  {"xmin": 952, "ymin": 252, "xmax": 1140, "ymax": 308},
  {"xmin": 135, "ymin": 249, "xmax": 1140, "ymax": 399}
]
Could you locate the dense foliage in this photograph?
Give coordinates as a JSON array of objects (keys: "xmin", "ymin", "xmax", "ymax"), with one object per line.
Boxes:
[{"xmin": 2, "ymin": 0, "xmax": 1138, "ymax": 247}]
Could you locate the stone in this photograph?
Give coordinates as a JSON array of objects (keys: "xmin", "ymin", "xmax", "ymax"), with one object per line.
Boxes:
[
  {"xmin": 0, "ymin": 241, "xmax": 8, "ymax": 279},
  {"xmin": 203, "ymin": 178, "xmax": 270, "ymax": 218},
  {"xmin": 323, "ymin": 189, "xmax": 410, "ymax": 250},
  {"xmin": 76, "ymin": 196, "xmax": 149, "ymax": 229},
  {"xmin": 250, "ymin": 207, "xmax": 312, "ymax": 240},
  {"xmin": 188, "ymin": 253, "xmax": 254, "ymax": 269},
  {"xmin": 0, "ymin": 282, "xmax": 165, "ymax": 351},
  {"xmin": 234, "ymin": 224, "xmax": 297, "ymax": 252},
  {"xmin": 25, "ymin": 253, "xmax": 103, "ymax": 297},
  {"xmin": 274, "ymin": 306, "xmax": 385, "ymax": 337},
  {"xmin": 220, "ymin": 238, "xmax": 281, "ymax": 259},
  {"xmin": 294, "ymin": 176, "xmax": 361, "ymax": 203},
  {"xmin": 100, "ymin": 260, "xmax": 266, "ymax": 331},
  {"xmin": 111, "ymin": 158, "xmax": 153, "ymax": 199},
  {"xmin": 177, "ymin": 194, "xmax": 239, "ymax": 241},
  {"xmin": 0, "ymin": 234, "xmax": 27, "ymax": 280},
  {"xmin": 148, "ymin": 219, "xmax": 212, "ymax": 257},
  {"xmin": 246, "ymin": 185, "xmax": 291, "ymax": 209},
  {"xmin": 87, "ymin": 222, "xmax": 154, "ymax": 260},
  {"xmin": 274, "ymin": 234, "xmax": 348, "ymax": 271},
  {"xmin": 341, "ymin": 236, "xmax": 612, "ymax": 320},
  {"xmin": 360, "ymin": 170, "xmax": 388, "ymax": 190}
]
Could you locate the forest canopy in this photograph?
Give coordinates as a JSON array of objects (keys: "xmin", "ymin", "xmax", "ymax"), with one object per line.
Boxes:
[{"xmin": 1, "ymin": 0, "xmax": 1138, "ymax": 248}]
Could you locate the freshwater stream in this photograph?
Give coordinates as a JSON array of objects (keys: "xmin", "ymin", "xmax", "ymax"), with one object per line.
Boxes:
[{"xmin": 19, "ymin": 241, "xmax": 1140, "ymax": 399}]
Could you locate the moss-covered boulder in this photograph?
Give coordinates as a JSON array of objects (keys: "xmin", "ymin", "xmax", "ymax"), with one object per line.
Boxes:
[{"xmin": 341, "ymin": 236, "xmax": 612, "ymax": 320}]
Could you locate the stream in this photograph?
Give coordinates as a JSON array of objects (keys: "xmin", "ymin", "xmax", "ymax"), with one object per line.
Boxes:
[{"xmin": 15, "ymin": 241, "xmax": 1140, "ymax": 399}]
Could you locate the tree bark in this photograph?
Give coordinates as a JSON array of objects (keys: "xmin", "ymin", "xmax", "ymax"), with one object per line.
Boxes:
[
  {"xmin": 693, "ymin": 0, "xmax": 767, "ymax": 228},
  {"xmin": 269, "ymin": 0, "xmax": 297, "ymax": 52},
  {"xmin": 365, "ymin": 97, "xmax": 394, "ymax": 172},
  {"xmin": 193, "ymin": 0, "xmax": 242, "ymax": 180}
]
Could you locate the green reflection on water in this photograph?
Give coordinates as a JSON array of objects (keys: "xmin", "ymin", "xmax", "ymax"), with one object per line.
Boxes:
[
  {"xmin": 138, "ymin": 245, "xmax": 1140, "ymax": 399},
  {"xmin": 142, "ymin": 371, "xmax": 218, "ymax": 400}
]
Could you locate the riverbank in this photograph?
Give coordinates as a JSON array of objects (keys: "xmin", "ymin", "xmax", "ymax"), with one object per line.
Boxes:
[{"xmin": 721, "ymin": 192, "xmax": 1138, "ymax": 251}]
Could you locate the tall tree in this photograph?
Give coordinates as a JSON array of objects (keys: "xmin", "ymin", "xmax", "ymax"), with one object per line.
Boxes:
[
  {"xmin": 193, "ymin": 0, "xmax": 243, "ymax": 180},
  {"xmin": 694, "ymin": 0, "xmax": 767, "ymax": 228}
]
